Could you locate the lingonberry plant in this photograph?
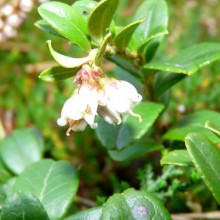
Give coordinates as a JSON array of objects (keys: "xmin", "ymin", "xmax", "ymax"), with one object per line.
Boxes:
[{"xmin": 0, "ymin": 0, "xmax": 220, "ymax": 219}]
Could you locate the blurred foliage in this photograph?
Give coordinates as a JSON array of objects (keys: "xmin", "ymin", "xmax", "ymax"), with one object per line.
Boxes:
[{"xmin": 0, "ymin": 0, "xmax": 220, "ymax": 216}]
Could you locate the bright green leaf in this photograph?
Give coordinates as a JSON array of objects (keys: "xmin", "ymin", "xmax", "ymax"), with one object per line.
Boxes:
[
  {"xmin": 88, "ymin": 0, "xmax": 119, "ymax": 43},
  {"xmin": 13, "ymin": 159, "xmax": 79, "ymax": 220},
  {"xmin": 100, "ymin": 188, "xmax": 172, "ymax": 220},
  {"xmin": 109, "ymin": 138, "xmax": 163, "ymax": 161},
  {"xmin": 161, "ymin": 150, "xmax": 192, "ymax": 166},
  {"xmin": 72, "ymin": 0, "xmax": 97, "ymax": 22},
  {"xmin": 185, "ymin": 133, "xmax": 220, "ymax": 204},
  {"xmin": 1, "ymin": 192, "xmax": 49, "ymax": 220},
  {"xmin": 39, "ymin": 66, "xmax": 79, "ymax": 82},
  {"xmin": 114, "ymin": 18, "xmax": 144, "ymax": 51},
  {"xmin": 116, "ymin": 102, "xmax": 164, "ymax": 149},
  {"xmin": 144, "ymin": 43, "xmax": 220, "ymax": 75},
  {"xmin": 129, "ymin": 0, "xmax": 168, "ymax": 52},
  {"xmin": 163, "ymin": 110, "xmax": 220, "ymax": 144},
  {"xmin": 205, "ymin": 120, "xmax": 220, "ymax": 137},
  {"xmin": 47, "ymin": 40, "xmax": 90, "ymax": 68},
  {"xmin": 38, "ymin": 2, "xmax": 90, "ymax": 51},
  {"xmin": 35, "ymin": 19, "xmax": 65, "ymax": 38},
  {"xmin": 65, "ymin": 207, "xmax": 102, "ymax": 220},
  {"xmin": 0, "ymin": 128, "xmax": 42, "ymax": 175}
]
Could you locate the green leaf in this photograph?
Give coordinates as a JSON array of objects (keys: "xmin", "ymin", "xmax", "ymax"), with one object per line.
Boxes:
[
  {"xmin": 185, "ymin": 133, "xmax": 220, "ymax": 204},
  {"xmin": 129, "ymin": 0, "xmax": 168, "ymax": 52},
  {"xmin": 108, "ymin": 138, "xmax": 163, "ymax": 161},
  {"xmin": 100, "ymin": 188, "xmax": 172, "ymax": 220},
  {"xmin": 72, "ymin": 0, "xmax": 97, "ymax": 22},
  {"xmin": 205, "ymin": 120, "xmax": 220, "ymax": 137},
  {"xmin": 153, "ymin": 72, "xmax": 186, "ymax": 97},
  {"xmin": 163, "ymin": 110, "xmax": 220, "ymax": 144},
  {"xmin": 0, "ymin": 128, "xmax": 42, "ymax": 175},
  {"xmin": 88, "ymin": 0, "xmax": 119, "ymax": 43},
  {"xmin": 95, "ymin": 33, "xmax": 111, "ymax": 66},
  {"xmin": 117, "ymin": 102, "xmax": 164, "ymax": 149},
  {"xmin": 144, "ymin": 43, "xmax": 220, "ymax": 75},
  {"xmin": 47, "ymin": 40, "xmax": 90, "ymax": 68},
  {"xmin": 161, "ymin": 150, "xmax": 193, "ymax": 166},
  {"xmin": 114, "ymin": 19, "xmax": 144, "ymax": 51},
  {"xmin": 95, "ymin": 117, "xmax": 120, "ymax": 149},
  {"xmin": 13, "ymin": 159, "xmax": 79, "ymax": 220},
  {"xmin": 0, "ymin": 157, "xmax": 11, "ymax": 184},
  {"xmin": 1, "ymin": 192, "xmax": 49, "ymax": 220},
  {"xmin": 39, "ymin": 66, "xmax": 79, "ymax": 82},
  {"xmin": 35, "ymin": 19, "xmax": 65, "ymax": 38},
  {"xmin": 65, "ymin": 207, "xmax": 102, "ymax": 220},
  {"xmin": 38, "ymin": 2, "xmax": 90, "ymax": 51}
]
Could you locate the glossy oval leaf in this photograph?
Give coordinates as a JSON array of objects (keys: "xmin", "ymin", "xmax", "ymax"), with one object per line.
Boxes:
[
  {"xmin": 100, "ymin": 188, "xmax": 172, "ymax": 220},
  {"xmin": 88, "ymin": 0, "xmax": 119, "ymax": 43},
  {"xmin": 35, "ymin": 19, "xmax": 65, "ymax": 38},
  {"xmin": 109, "ymin": 138, "xmax": 163, "ymax": 161},
  {"xmin": 161, "ymin": 150, "xmax": 192, "ymax": 166},
  {"xmin": 144, "ymin": 43, "xmax": 220, "ymax": 75},
  {"xmin": 72, "ymin": 0, "xmax": 97, "ymax": 22},
  {"xmin": 185, "ymin": 133, "xmax": 220, "ymax": 204},
  {"xmin": 205, "ymin": 120, "xmax": 220, "ymax": 137},
  {"xmin": 129, "ymin": 0, "xmax": 168, "ymax": 51},
  {"xmin": 13, "ymin": 159, "xmax": 79, "ymax": 220},
  {"xmin": 65, "ymin": 207, "xmax": 102, "ymax": 220},
  {"xmin": 47, "ymin": 40, "xmax": 90, "ymax": 68},
  {"xmin": 116, "ymin": 102, "xmax": 164, "ymax": 149},
  {"xmin": 38, "ymin": 2, "xmax": 90, "ymax": 51},
  {"xmin": 39, "ymin": 66, "xmax": 79, "ymax": 82},
  {"xmin": 1, "ymin": 192, "xmax": 49, "ymax": 220},
  {"xmin": 114, "ymin": 18, "xmax": 144, "ymax": 51},
  {"xmin": 0, "ymin": 128, "xmax": 42, "ymax": 175}
]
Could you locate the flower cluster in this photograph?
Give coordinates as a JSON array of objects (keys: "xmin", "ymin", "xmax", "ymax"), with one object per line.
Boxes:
[
  {"xmin": 57, "ymin": 64, "xmax": 142, "ymax": 135},
  {"xmin": 0, "ymin": 0, "xmax": 47, "ymax": 42}
]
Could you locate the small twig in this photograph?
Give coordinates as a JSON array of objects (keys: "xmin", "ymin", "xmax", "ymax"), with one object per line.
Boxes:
[
  {"xmin": 172, "ymin": 211, "xmax": 220, "ymax": 220},
  {"xmin": 74, "ymin": 196, "xmax": 96, "ymax": 208}
]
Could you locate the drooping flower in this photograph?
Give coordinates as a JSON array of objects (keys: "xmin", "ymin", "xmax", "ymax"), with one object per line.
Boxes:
[{"xmin": 57, "ymin": 64, "xmax": 142, "ymax": 135}]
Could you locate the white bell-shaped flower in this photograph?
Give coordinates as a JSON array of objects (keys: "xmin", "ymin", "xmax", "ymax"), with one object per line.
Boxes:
[{"xmin": 57, "ymin": 84, "xmax": 99, "ymax": 135}]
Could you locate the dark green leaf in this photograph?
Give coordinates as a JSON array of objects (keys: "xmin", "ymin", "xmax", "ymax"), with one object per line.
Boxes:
[
  {"xmin": 88, "ymin": 0, "xmax": 119, "ymax": 43},
  {"xmin": 1, "ymin": 192, "xmax": 49, "ymax": 220},
  {"xmin": 100, "ymin": 188, "xmax": 172, "ymax": 220},
  {"xmin": 144, "ymin": 43, "xmax": 220, "ymax": 75},
  {"xmin": 163, "ymin": 110, "xmax": 220, "ymax": 144},
  {"xmin": 107, "ymin": 56, "xmax": 142, "ymax": 80},
  {"xmin": 35, "ymin": 19, "xmax": 65, "ymax": 38},
  {"xmin": 161, "ymin": 150, "xmax": 192, "ymax": 166},
  {"xmin": 0, "ymin": 128, "xmax": 42, "ymax": 175},
  {"xmin": 13, "ymin": 159, "xmax": 79, "ymax": 220},
  {"xmin": 38, "ymin": 2, "xmax": 90, "ymax": 51},
  {"xmin": 109, "ymin": 138, "xmax": 163, "ymax": 161},
  {"xmin": 39, "ymin": 66, "xmax": 79, "ymax": 82},
  {"xmin": 114, "ymin": 19, "xmax": 144, "ymax": 51},
  {"xmin": 65, "ymin": 207, "xmax": 102, "ymax": 220},
  {"xmin": 0, "ymin": 157, "xmax": 11, "ymax": 184},
  {"xmin": 185, "ymin": 133, "xmax": 220, "ymax": 204},
  {"xmin": 205, "ymin": 120, "xmax": 220, "ymax": 137},
  {"xmin": 95, "ymin": 117, "xmax": 120, "ymax": 149},
  {"xmin": 129, "ymin": 0, "xmax": 168, "ymax": 52},
  {"xmin": 153, "ymin": 72, "xmax": 186, "ymax": 97},
  {"xmin": 117, "ymin": 102, "xmax": 164, "ymax": 149}
]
